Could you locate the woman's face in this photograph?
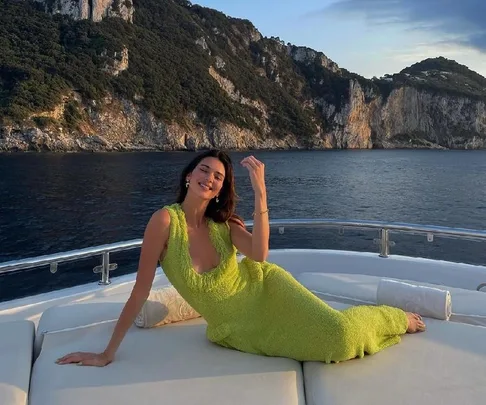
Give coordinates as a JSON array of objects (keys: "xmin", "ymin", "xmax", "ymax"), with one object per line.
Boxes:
[{"xmin": 187, "ymin": 157, "xmax": 226, "ymax": 201}]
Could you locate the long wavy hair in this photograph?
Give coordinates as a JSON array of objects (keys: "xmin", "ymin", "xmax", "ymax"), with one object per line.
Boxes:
[{"xmin": 176, "ymin": 149, "xmax": 243, "ymax": 224}]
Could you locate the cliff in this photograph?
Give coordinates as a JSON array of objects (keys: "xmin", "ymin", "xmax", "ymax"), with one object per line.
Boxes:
[
  {"xmin": 1, "ymin": 0, "xmax": 485, "ymax": 152},
  {"xmin": 35, "ymin": 0, "xmax": 134, "ymax": 23}
]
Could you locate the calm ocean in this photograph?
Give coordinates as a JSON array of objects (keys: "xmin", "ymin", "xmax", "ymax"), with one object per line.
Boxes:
[{"xmin": 2, "ymin": 149, "xmax": 486, "ymax": 301}]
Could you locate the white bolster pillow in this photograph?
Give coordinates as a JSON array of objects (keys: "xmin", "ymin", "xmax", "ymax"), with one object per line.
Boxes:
[{"xmin": 377, "ymin": 279, "xmax": 452, "ymax": 320}]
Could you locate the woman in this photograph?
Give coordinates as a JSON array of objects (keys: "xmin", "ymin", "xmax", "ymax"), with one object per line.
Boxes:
[{"xmin": 56, "ymin": 149, "xmax": 425, "ymax": 367}]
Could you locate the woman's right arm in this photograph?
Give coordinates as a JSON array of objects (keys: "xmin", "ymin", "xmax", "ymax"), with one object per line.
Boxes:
[{"xmin": 56, "ymin": 208, "xmax": 170, "ymax": 367}]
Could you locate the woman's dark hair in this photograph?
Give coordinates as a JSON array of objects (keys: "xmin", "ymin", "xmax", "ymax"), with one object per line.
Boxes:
[{"xmin": 176, "ymin": 149, "xmax": 242, "ymax": 224}]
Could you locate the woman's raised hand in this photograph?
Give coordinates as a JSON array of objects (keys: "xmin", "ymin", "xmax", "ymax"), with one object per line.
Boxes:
[{"xmin": 240, "ymin": 156, "xmax": 266, "ymax": 195}]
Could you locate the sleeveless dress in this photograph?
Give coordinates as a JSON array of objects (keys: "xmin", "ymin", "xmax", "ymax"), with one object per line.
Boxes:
[{"xmin": 160, "ymin": 203, "xmax": 408, "ymax": 363}]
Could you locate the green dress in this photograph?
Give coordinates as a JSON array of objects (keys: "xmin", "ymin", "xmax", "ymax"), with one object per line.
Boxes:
[{"xmin": 160, "ymin": 203, "xmax": 408, "ymax": 363}]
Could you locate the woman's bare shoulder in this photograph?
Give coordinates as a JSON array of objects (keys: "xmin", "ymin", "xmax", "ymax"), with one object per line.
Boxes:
[
  {"xmin": 143, "ymin": 208, "xmax": 171, "ymax": 244},
  {"xmin": 151, "ymin": 207, "xmax": 171, "ymax": 227}
]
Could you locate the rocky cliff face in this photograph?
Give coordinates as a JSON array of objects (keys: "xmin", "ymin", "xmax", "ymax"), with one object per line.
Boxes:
[
  {"xmin": 287, "ymin": 45, "xmax": 341, "ymax": 75},
  {"xmin": 36, "ymin": 0, "xmax": 134, "ymax": 22},
  {"xmin": 4, "ymin": 80, "xmax": 484, "ymax": 152},
  {"xmin": 2, "ymin": 0, "xmax": 485, "ymax": 152},
  {"xmin": 310, "ymin": 79, "xmax": 486, "ymax": 150},
  {"xmin": 0, "ymin": 92, "xmax": 299, "ymax": 152},
  {"xmin": 375, "ymin": 87, "xmax": 486, "ymax": 148}
]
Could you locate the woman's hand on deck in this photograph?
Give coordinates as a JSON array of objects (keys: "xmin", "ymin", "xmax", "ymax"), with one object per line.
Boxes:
[
  {"xmin": 240, "ymin": 156, "xmax": 266, "ymax": 195},
  {"xmin": 55, "ymin": 351, "xmax": 113, "ymax": 367}
]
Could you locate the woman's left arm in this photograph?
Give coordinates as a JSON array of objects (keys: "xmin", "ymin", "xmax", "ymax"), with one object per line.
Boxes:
[{"xmin": 229, "ymin": 156, "xmax": 269, "ymax": 262}]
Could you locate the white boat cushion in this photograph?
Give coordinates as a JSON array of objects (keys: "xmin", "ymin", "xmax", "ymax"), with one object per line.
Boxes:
[
  {"xmin": 35, "ymin": 284, "xmax": 205, "ymax": 357},
  {"xmin": 303, "ymin": 317, "xmax": 486, "ymax": 405},
  {"xmin": 297, "ymin": 272, "xmax": 486, "ymax": 326},
  {"xmin": 36, "ymin": 275, "xmax": 173, "ymax": 341},
  {"xmin": 0, "ymin": 320, "xmax": 35, "ymax": 405},
  {"xmin": 34, "ymin": 292, "xmax": 128, "ymax": 358},
  {"xmin": 29, "ymin": 318, "xmax": 305, "ymax": 405}
]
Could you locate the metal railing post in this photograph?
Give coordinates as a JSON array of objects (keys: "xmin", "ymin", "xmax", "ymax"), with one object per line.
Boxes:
[
  {"xmin": 93, "ymin": 252, "xmax": 118, "ymax": 285},
  {"xmin": 379, "ymin": 229, "xmax": 390, "ymax": 258}
]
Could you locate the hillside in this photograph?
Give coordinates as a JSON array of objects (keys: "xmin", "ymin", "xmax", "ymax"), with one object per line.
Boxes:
[
  {"xmin": 1, "ymin": 0, "xmax": 485, "ymax": 151},
  {"xmin": 373, "ymin": 57, "xmax": 486, "ymax": 100}
]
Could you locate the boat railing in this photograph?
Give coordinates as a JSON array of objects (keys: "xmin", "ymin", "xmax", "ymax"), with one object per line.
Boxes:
[{"xmin": 1, "ymin": 218, "xmax": 486, "ymax": 288}]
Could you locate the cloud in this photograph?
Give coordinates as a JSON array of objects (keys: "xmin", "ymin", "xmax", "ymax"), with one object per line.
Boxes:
[
  {"xmin": 324, "ymin": 0, "xmax": 486, "ymax": 52},
  {"xmin": 384, "ymin": 41, "xmax": 479, "ymax": 64}
]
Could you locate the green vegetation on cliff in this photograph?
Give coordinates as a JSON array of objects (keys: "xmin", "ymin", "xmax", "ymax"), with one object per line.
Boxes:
[
  {"xmin": 373, "ymin": 57, "xmax": 486, "ymax": 100},
  {"xmin": 0, "ymin": 0, "xmax": 317, "ymax": 138},
  {"xmin": 1, "ymin": 0, "xmax": 485, "ymax": 143}
]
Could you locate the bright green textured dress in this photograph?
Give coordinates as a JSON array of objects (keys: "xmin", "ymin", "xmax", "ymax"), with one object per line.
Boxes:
[{"xmin": 160, "ymin": 203, "xmax": 408, "ymax": 363}]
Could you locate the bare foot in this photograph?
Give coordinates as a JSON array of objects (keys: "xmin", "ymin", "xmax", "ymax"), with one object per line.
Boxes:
[{"xmin": 406, "ymin": 312, "xmax": 426, "ymax": 333}]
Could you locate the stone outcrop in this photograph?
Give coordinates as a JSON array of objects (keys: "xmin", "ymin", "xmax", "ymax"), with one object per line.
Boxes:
[
  {"xmin": 288, "ymin": 45, "xmax": 341, "ymax": 74},
  {"xmin": 0, "ymin": 93, "xmax": 298, "ymax": 152},
  {"xmin": 102, "ymin": 47, "xmax": 129, "ymax": 76},
  {"xmin": 37, "ymin": 0, "xmax": 134, "ymax": 23},
  {"xmin": 3, "ymin": 78, "xmax": 485, "ymax": 152},
  {"xmin": 373, "ymin": 86, "xmax": 486, "ymax": 148}
]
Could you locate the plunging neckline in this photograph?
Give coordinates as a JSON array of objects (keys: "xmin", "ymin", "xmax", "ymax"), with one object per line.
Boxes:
[{"xmin": 177, "ymin": 204, "xmax": 224, "ymax": 276}]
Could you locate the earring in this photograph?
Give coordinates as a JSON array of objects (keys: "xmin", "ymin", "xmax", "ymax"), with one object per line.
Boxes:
[
  {"xmin": 185, "ymin": 180, "xmax": 189, "ymax": 188},
  {"xmin": 216, "ymin": 196, "xmax": 219, "ymax": 203}
]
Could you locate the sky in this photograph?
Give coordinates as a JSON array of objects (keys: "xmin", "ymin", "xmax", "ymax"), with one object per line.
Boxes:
[{"xmin": 193, "ymin": 0, "xmax": 486, "ymax": 79}]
